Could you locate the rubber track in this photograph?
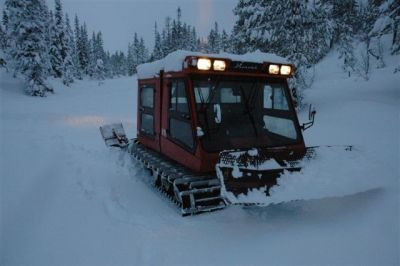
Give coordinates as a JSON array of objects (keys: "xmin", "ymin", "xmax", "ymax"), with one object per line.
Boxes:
[{"xmin": 129, "ymin": 140, "xmax": 226, "ymax": 216}]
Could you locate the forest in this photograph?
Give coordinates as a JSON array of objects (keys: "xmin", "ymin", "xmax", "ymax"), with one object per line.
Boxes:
[{"xmin": 0, "ymin": 0, "xmax": 399, "ymax": 96}]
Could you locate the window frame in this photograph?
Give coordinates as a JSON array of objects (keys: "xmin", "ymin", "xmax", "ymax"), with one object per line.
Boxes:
[
  {"xmin": 191, "ymin": 75, "xmax": 302, "ymax": 151},
  {"xmin": 167, "ymin": 78, "xmax": 196, "ymax": 152},
  {"xmin": 139, "ymin": 83, "xmax": 156, "ymax": 138}
]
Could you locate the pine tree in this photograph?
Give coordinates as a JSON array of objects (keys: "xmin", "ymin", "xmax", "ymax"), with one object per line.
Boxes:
[
  {"xmin": 153, "ymin": 22, "xmax": 163, "ymax": 60},
  {"xmin": 132, "ymin": 32, "xmax": 140, "ymax": 72},
  {"xmin": 62, "ymin": 13, "xmax": 74, "ymax": 85},
  {"xmin": 2, "ymin": 10, "xmax": 9, "ymax": 52},
  {"xmin": 49, "ymin": 0, "xmax": 67, "ymax": 78},
  {"xmin": 389, "ymin": 1, "xmax": 400, "ymax": 54},
  {"xmin": 87, "ymin": 31, "xmax": 97, "ymax": 77},
  {"xmin": 78, "ymin": 23, "xmax": 90, "ymax": 75},
  {"xmin": 126, "ymin": 42, "xmax": 134, "ymax": 75},
  {"xmin": 54, "ymin": 0, "xmax": 67, "ymax": 60},
  {"xmin": 103, "ymin": 50, "xmax": 112, "ymax": 78},
  {"xmin": 176, "ymin": 7, "xmax": 183, "ymax": 49},
  {"xmin": 335, "ymin": 0, "xmax": 358, "ymax": 74},
  {"xmin": 232, "ymin": 0, "xmax": 256, "ymax": 54},
  {"xmin": 4, "ymin": 0, "xmax": 22, "ymax": 74},
  {"xmin": 41, "ymin": 4, "xmax": 52, "ymax": 76},
  {"xmin": 94, "ymin": 58, "xmax": 105, "ymax": 81},
  {"xmin": 207, "ymin": 22, "xmax": 221, "ymax": 53},
  {"xmin": 87, "ymin": 31, "xmax": 106, "ymax": 79},
  {"xmin": 7, "ymin": 0, "xmax": 53, "ymax": 96},
  {"xmin": 190, "ymin": 27, "xmax": 197, "ymax": 51},
  {"xmin": 337, "ymin": 24, "xmax": 356, "ymax": 75},
  {"xmin": 0, "ymin": 24, "xmax": 6, "ymax": 69},
  {"xmin": 370, "ymin": 0, "xmax": 399, "ymax": 55},
  {"xmin": 2, "ymin": 10, "xmax": 8, "ymax": 30},
  {"xmin": 112, "ymin": 50, "xmax": 127, "ymax": 76},
  {"xmin": 73, "ymin": 14, "xmax": 82, "ymax": 78},
  {"xmin": 95, "ymin": 31, "xmax": 106, "ymax": 62},
  {"xmin": 163, "ymin": 16, "xmax": 173, "ymax": 55},
  {"xmin": 0, "ymin": 23, "xmax": 6, "ymax": 51},
  {"xmin": 48, "ymin": 10, "xmax": 62, "ymax": 77},
  {"xmin": 220, "ymin": 30, "xmax": 230, "ymax": 52}
]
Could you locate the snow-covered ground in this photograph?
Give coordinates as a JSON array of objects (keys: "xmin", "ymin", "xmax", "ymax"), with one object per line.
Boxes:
[{"xmin": 1, "ymin": 51, "xmax": 399, "ymax": 265}]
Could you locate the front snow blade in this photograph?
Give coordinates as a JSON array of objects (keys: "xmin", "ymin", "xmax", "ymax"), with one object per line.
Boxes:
[
  {"xmin": 216, "ymin": 145, "xmax": 379, "ymax": 206},
  {"xmin": 216, "ymin": 148, "xmax": 305, "ymax": 204},
  {"xmin": 100, "ymin": 123, "xmax": 129, "ymax": 148}
]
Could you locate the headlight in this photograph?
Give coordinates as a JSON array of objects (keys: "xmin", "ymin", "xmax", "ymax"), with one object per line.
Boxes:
[
  {"xmin": 197, "ymin": 58, "xmax": 212, "ymax": 70},
  {"xmin": 213, "ymin": 60, "xmax": 226, "ymax": 71},
  {"xmin": 280, "ymin": 65, "xmax": 291, "ymax": 75},
  {"xmin": 268, "ymin": 64, "xmax": 280, "ymax": 74}
]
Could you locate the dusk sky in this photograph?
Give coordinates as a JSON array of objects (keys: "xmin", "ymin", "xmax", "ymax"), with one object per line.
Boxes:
[{"xmin": 48, "ymin": 0, "xmax": 237, "ymax": 53}]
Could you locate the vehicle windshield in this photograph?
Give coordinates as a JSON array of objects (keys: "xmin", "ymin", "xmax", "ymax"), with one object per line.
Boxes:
[{"xmin": 193, "ymin": 76, "xmax": 300, "ymax": 152}]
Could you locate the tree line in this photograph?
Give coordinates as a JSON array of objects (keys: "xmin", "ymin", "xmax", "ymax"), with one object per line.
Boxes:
[
  {"xmin": 231, "ymin": 0, "xmax": 399, "ymax": 90},
  {"xmin": 0, "ymin": 0, "xmax": 130, "ymax": 95},
  {"xmin": 0, "ymin": 0, "xmax": 398, "ymax": 97}
]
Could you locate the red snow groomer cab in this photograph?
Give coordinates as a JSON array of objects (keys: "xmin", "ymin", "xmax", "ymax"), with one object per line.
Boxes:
[{"xmin": 101, "ymin": 51, "xmax": 316, "ymax": 215}]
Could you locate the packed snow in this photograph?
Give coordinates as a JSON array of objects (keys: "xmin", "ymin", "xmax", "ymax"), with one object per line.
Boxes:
[
  {"xmin": 1, "ymin": 50, "xmax": 399, "ymax": 265},
  {"xmin": 221, "ymin": 146, "xmax": 389, "ymax": 205}
]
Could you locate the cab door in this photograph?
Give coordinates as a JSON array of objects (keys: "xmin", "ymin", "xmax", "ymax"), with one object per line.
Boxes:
[
  {"xmin": 137, "ymin": 79, "xmax": 161, "ymax": 152},
  {"xmin": 160, "ymin": 77, "xmax": 198, "ymax": 169}
]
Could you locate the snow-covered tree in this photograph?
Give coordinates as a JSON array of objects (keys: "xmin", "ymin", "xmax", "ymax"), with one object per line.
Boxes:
[
  {"xmin": 73, "ymin": 14, "xmax": 82, "ymax": 78},
  {"xmin": 220, "ymin": 30, "xmax": 230, "ymax": 52},
  {"xmin": 126, "ymin": 42, "xmax": 134, "ymax": 75},
  {"xmin": 0, "ymin": 23, "xmax": 6, "ymax": 68},
  {"xmin": 153, "ymin": 23, "xmax": 163, "ymax": 60},
  {"xmin": 0, "ymin": 23, "xmax": 6, "ymax": 51},
  {"xmin": 49, "ymin": 0, "xmax": 68, "ymax": 78},
  {"xmin": 78, "ymin": 23, "xmax": 90, "ymax": 75},
  {"xmin": 126, "ymin": 33, "xmax": 149, "ymax": 75},
  {"xmin": 189, "ymin": 26, "xmax": 198, "ymax": 51},
  {"xmin": 207, "ymin": 22, "xmax": 221, "ymax": 53},
  {"xmin": 389, "ymin": 1, "xmax": 400, "ymax": 54},
  {"xmin": 62, "ymin": 13, "xmax": 74, "ymax": 85},
  {"xmin": 87, "ymin": 31, "xmax": 97, "ymax": 77},
  {"xmin": 6, "ymin": 0, "xmax": 53, "ymax": 96},
  {"xmin": 48, "ymin": 11, "xmax": 62, "ymax": 77},
  {"xmin": 151, "ymin": 7, "xmax": 200, "ymax": 57},
  {"xmin": 138, "ymin": 37, "xmax": 149, "ymax": 64},
  {"xmin": 93, "ymin": 58, "xmax": 105, "ymax": 81},
  {"xmin": 335, "ymin": 1, "xmax": 359, "ymax": 74},
  {"xmin": 111, "ymin": 50, "xmax": 127, "ymax": 76},
  {"xmin": 2, "ymin": 10, "xmax": 8, "ymax": 30},
  {"xmin": 231, "ymin": 0, "xmax": 254, "ymax": 54}
]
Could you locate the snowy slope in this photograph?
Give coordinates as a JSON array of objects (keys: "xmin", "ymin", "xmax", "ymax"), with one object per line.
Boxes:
[{"xmin": 1, "ymin": 50, "xmax": 399, "ymax": 265}]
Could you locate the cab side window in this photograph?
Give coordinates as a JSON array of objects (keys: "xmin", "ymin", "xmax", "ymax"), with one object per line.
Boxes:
[
  {"xmin": 139, "ymin": 84, "xmax": 155, "ymax": 136},
  {"xmin": 168, "ymin": 79, "xmax": 194, "ymax": 149}
]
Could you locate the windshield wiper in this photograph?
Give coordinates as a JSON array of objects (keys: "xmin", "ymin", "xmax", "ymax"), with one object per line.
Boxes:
[
  {"xmin": 240, "ymin": 83, "xmax": 259, "ymax": 137},
  {"xmin": 197, "ymin": 77, "xmax": 221, "ymax": 139}
]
